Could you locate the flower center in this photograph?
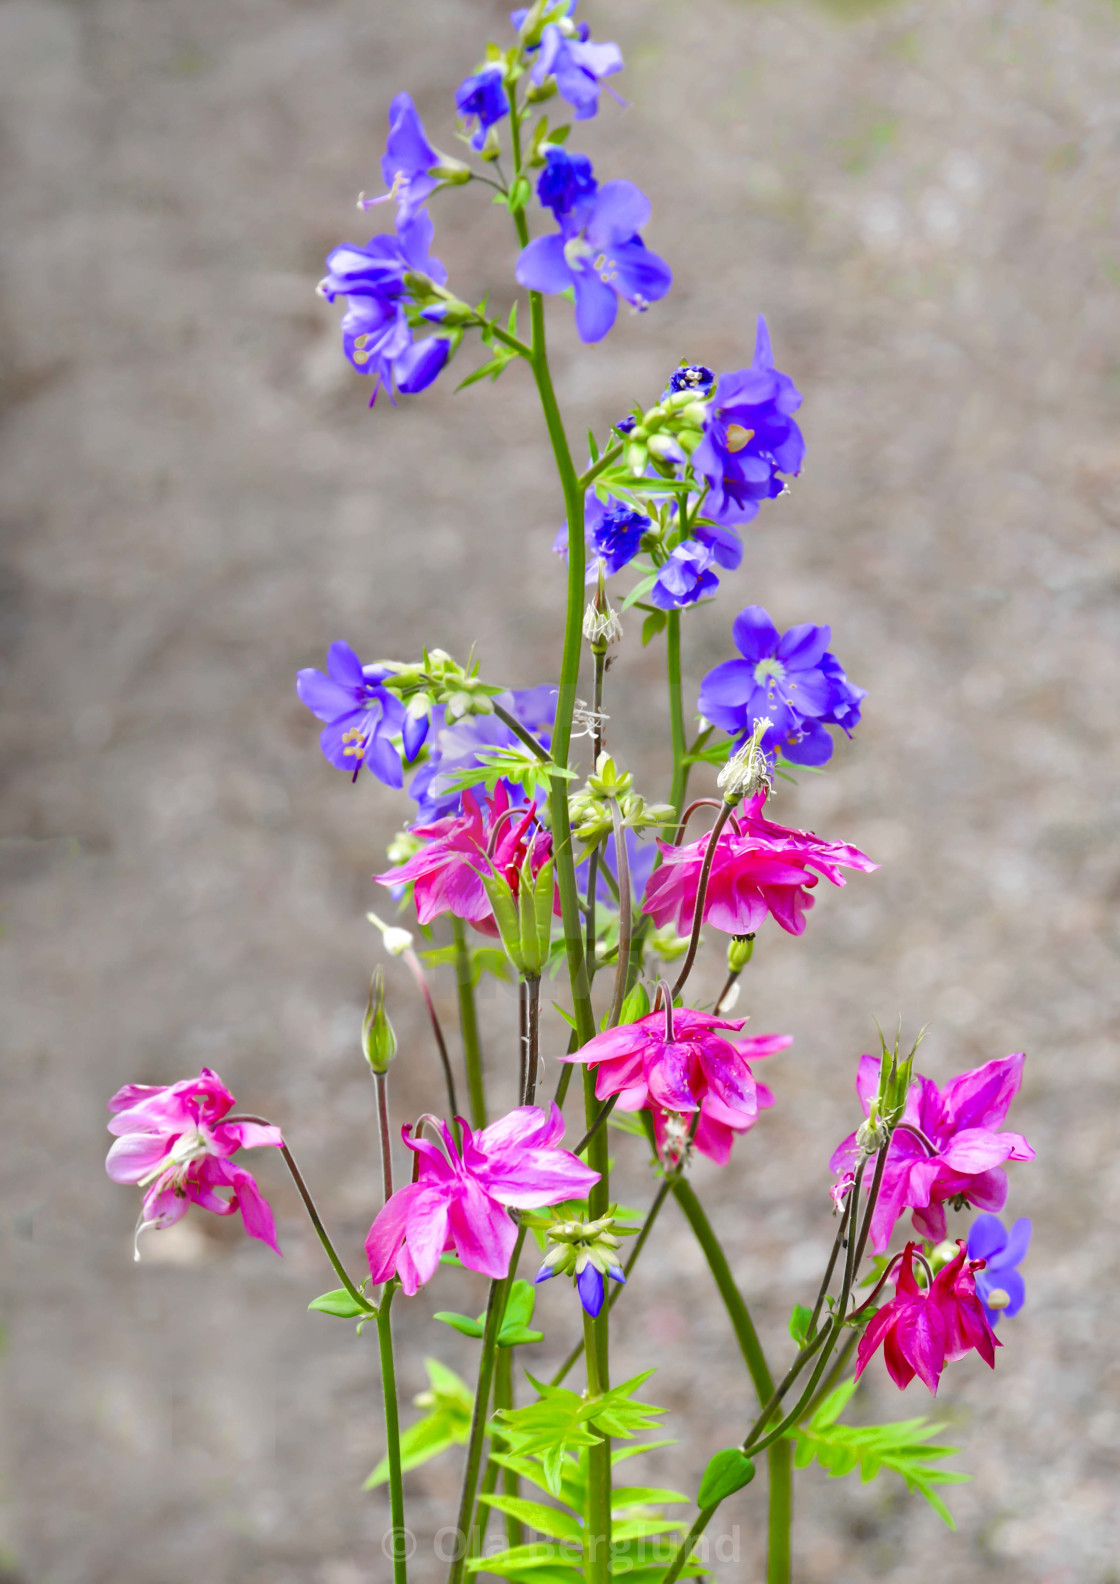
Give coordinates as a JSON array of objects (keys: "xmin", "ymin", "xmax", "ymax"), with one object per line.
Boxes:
[
  {"xmin": 985, "ymin": 1287, "xmax": 1011, "ymax": 1309},
  {"xmin": 753, "ymin": 656, "xmax": 786, "ymax": 687},
  {"xmin": 725, "ymin": 423, "xmax": 755, "ymax": 452},
  {"xmin": 563, "ymin": 235, "xmax": 595, "ymax": 271}
]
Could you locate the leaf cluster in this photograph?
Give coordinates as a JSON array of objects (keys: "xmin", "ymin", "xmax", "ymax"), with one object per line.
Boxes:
[{"xmin": 496, "ymin": 1370, "xmax": 667, "ymax": 1496}]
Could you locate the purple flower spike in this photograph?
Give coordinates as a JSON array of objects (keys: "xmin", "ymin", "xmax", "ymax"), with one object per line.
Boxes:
[
  {"xmin": 967, "ymin": 1213, "xmax": 1032, "ymax": 1326},
  {"xmin": 296, "ymin": 641, "xmax": 406, "ymax": 787},
  {"xmin": 516, "ymin": 177, "xmax": 671, "ymax": 343}
]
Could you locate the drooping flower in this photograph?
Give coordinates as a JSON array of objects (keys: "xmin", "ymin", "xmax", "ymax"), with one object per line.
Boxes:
[
  {"xmin": 855, "ymin": 1242, "xmax": 999, "ymax": 1394},
  {"xmin": 455, "ymin": 63, "xmax": 509, "ymax": 151},
  {"xmin": 642, "ymin": 792, "xmax": 877, "ymax": 938},
  {"xmin": 534, "ymin": 1211, "xmax": 629, "ymax": 1317},
  {"xmin": 966, "ymin": 1213, "xmax": 1032, "ymax": 1326},
  {"xmin": 105, "ymin": 1069, "xmax": 284, "ymax": 1254},
  {"xmin": 516, "ymin": 177, "xmax": 671, "ymax": 343},
  {"xmin": 359, "ymin": 92, "xmax": 445, "ymax": 224},
  {"xmin": 563, "ymin": 1006, "xmax": 764, "ymax": 1152},
  {"xmin": 318, "ymin": 211, "xmax": 452, "ymax": 401},
  {"xmin": 699, "ymin": 605, "xmax": 866, "ymax": 767},
  {"xmin": 692, "ymin": 317, "xmax": 804, "ymax": 527},
  {"xmin": 830, "ymin": 1053, "xmax": 1035, "ymax": 1253},
  {"xmin": 536, "ymin": 146, "xmax": 598, "ymax": 219},
  {"xmin": 366, "ymin": 1105, "xmax": 599, "ymax": 1294},
  {"xmin": 519, "ymin": 6, "xmax": 624, "ymax": 120},
  {"xmin": 554, "ymin": 494, "xmax": 650, "ymax": 582},
  {"xmin": 650, "ymin": 1033, "xmax": 790, "ymax": 1165},
  {"xmin": 649, "ymin": 539, "xmax": 719, "ymax": 610},
  {"xmin": 296, "ymin": 640, "xmax": 407, "ymax": 786},
  {"xmin": 407, "ymin": 685, "xmax": 557, "ymax": 821},
  {"xmin": 373, "ymin": 783, "xmax": 553, "ymax": 935}
]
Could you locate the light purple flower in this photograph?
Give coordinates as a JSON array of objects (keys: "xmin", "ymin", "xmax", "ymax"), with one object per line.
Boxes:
[
  {"xmin": 296, "ymin": 640, "xmax": 407, "ymax": 786},
  {"xmin": 649, "ymin": 539, "xmax": 718, "ymax": 610},
  {"xmin": 529, "ymin": 15, "xmax": 623, "ymax": 120},
  {"xmin": 360, "ymin": 92, "xmax": 441, "ymax": 224}
]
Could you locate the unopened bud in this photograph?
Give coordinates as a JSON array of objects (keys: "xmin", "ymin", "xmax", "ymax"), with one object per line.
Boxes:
[
  {"xmin": 583, "ymin": 600, "xmax": 623, "ymax": 650},
  {"xmin": 478, "ymin": 126, "xmax": 502, "ymax": 163},
  {"xmin": 716, "ymin": 718, "xmax": 772, "ymax": 805},
  {"xmin": 855, "ymin": 1115, "xmax": 891, "ymax": 1154},
  {"xmin": 433, "ymin": 158, "xmax": 472, "ymax": 186},
  {"xmin": 367, "ymin": 912, "xmax": 414, "ymax": 957},
  {"xmin": 362, "ymin": 969, "xmax": 397, "ymax": 1073},
  {"xmin": 525, "ymin": 77, "xmax": 558, "ymax": 103},
  {"xmin": 727, "ymin": 934, "xmax": 755, "ymax": 973}
]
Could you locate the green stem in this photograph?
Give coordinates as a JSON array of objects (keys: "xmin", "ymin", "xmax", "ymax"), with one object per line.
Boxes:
[
  {"xmin": 766, "ymin": 1436, "xmax": 793, "ymax": 1584},
  {"xmin": 671, "ymin": 1179, "xmax": 773, "ymax": 1403},
  {"xmin": 451, "ymin": 917, "xmax": 486, "ymax": 1127},
  {"xmin": 577, "ymin": 442, "xmax": 624, "ymax": 490},
  {"xmin": 494, "ymin": 1349, "xmax": 523, "ymax": 1550},
  {"xmin": 666, "ymin": 610, "xmax": 690, "ymax": 821},
  {"xmin": 605, "ymin": 796, "xmax": 632, "ymax": 1028},
  {"xmin": 377, "ymin": 1287, "xmax": 408, "ymax": 1584},
  {"xmin": 663, "ymin": 1508, "xmax": 718, "ymax": 1584},
  {"xmin": 256, "ymin": 1134, "xmax": 371, "ymax": 1314},
  {"xmin": 583, "ymin": 1311, "xmax": 612, "ymax": 1584}
]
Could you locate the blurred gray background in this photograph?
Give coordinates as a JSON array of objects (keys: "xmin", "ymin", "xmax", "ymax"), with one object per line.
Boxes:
[{"xmin": 3, "ymin": 0, "xmax": 1119, "ymax": 1579}]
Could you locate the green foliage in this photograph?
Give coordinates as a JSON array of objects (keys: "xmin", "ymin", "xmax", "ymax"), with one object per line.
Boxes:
[
  {"xmin": 364, "ymin": 1358, "xmax": 473, "ymax": 1487},
  {"xmin": 446, "ymin": 743, "xmax": 575, "ymax": 801},
  {"xmin": 496, "ymin": 1372, "xmax": 667, "ymax": 1496},
  {"xmin": 641, "ymin": 609, "xmax": 668, "ymax": 646},
  {"xmin": 307, "ymin": 1287, "xmax": 373, "ymax": 1318},
  {"xmin": 456, "ymin": 302, "xmax": 523, "ymax": 390},
  {"xmin": 433, "ymin": 1280, "xmax": 544, "ymax": 1348},
  {"xmin": 696, "ymin": 1447, "xmax": 755, "ymax": 1506},
  {"xmin": 789, "ymin": 1380, "xmax": 970, "ymax": 1527},
  {"xmin": 788, "ymin": 1303, "xmax": 814, "ymax": 1346},
  {"xmin": 420, "ymin": 943, "xmax": 513, "ymax": 985}
]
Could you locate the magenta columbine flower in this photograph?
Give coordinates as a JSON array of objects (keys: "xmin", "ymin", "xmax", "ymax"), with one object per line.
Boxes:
[
  {"xmin": 650, "ymin": 1032, "xmax": 790, "ymax": 1165},
  {"xmin": 373, "ymin": 783, "xmax": 554, "ymax": 936},
  {"xmin": 855, "ymin": 1241, "xmax": 999, "ymax": 1395},
  {"xmin": 105, "ymin": 1069, "xmax": 284, "ymax": 1254},
  {"xmin": 967, "ymin": 1214, "xmax": 1031, "ymax": 1326},
  {"xmin": 563, "ymin": 1006, "xmax": 772, "ymax": 1159},
  {"xmin": 642, "ymin": 792, "xmax": 876, "ymax": 938},
  {"xmin": 366, "ymin": 1105, "xmax": 599, "ymax": 1294},
  {"xmin": 515, "ymin": 174, "xmax": 671, "ymax": 344},
  {"xmin": 296, "ymin": 641, "xmax": 408, "ymax": 786},
  {"xmin": 831, "ymin": 1053, "xmax": 1035, "ymax": 1253}
]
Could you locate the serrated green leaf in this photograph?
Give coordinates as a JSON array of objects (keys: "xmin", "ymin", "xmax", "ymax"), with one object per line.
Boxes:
[
  {"xmin": 432, "ymin": 1311, "xmax": 486, "ymax": 1339},
  {"xmin": 611, "ymin": 1517, "xmax": 687, "ymax": 1540},
  {"xmin": 364, "ymin": 1357, "xmax": 472, "ymax": 1486},
  {"xmin": 479, "ymin": 1495, "xmax": 583, "ymax": 1543},
  {"xmin": 308, "ymin": 1288, "xmax": 372, "ymax": 1318}
]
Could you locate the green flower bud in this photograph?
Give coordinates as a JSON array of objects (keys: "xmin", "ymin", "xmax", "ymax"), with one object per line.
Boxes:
[
  {"xmin": 727, "ymin": 934, "xmax": 755, "ymax": 973},
  {"xmin": 362, "ymin": 969, "xmax": 397, "ymax": 1074},
  {"xmin": 716, "ymin": 717, "xmax": 772, "ymax": 806}
]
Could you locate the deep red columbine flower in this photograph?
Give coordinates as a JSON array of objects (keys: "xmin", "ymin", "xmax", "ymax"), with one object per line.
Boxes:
[
  {"xmin": 641, "ymin": 792, "xmax": 876, "ymax": 938},
  {"xmin": 562, "ymin": 1008, "xmax": 788, "ymax": 1164},
  {"xmin": 373, "ymin": 783, "xmax": 554, "ymax": 937},
  {"xmin": 105, "ymin": 1069, "xmax": 284, "ymax": 1254},
  {"xmin": 831, "ymin": 1053, "xmax": 1035, "ymax": 1253},
  {"xmin": 855, "ymin": 1242, "xmax": 1000, "ymax": 1394},
  {"xmin": 365, "ymin": 1105, "xmax": 599, "ymax": 1295}
]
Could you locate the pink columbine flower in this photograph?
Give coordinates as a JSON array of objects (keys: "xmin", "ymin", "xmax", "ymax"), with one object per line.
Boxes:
[
  {"xmin": 642, "ymin": 792, "xmax": 876, "ymax": 938},
  {"xmin": 563, "ymin": 1007, "xmax": 789, "ymax": 1164},
  {"xmin": 105, "ymin": 1068, "xmax": 284, "ymax": 1254},
  {"xmin": 831, "ymin": 1052, "xmax": 1035, "ymax": 1253},
  {"xmin": 373, "ymin": 783, "xmax": 553, "ymax": 936},
  {"xmin": 855, "ymin": 1241, "xmax": 999, "ymax": 1394},
  {"xmin": 365, "ymin": 1104, "xmax": 599, "ymax": 1295}
]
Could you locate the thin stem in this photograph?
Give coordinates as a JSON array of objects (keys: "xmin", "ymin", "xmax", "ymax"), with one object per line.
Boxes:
[
  {"xmin": 766, "ymin": 1436, "xmax": 794, "ymax": 1584},
  {"xmin": 671, "ymin": 801, "xmax": 734, "ymax": 999},
  {"xmin": 401, "ymin": 948, "xmax": 460, "ymax": 1123},
  {"xmin": 666, "ymin": 610, "xmax": 689, "ymax": 821},
  {"xmin": 584, "ymin": 646, "xmax": 607, "ymax": 985},
  {"xmin": 672, "ymin": 798, "xmax": 726, "ymax": 847},
  {"xmin": 224, "ymin": 1122, "xmax": 371, "ymax": 1313},
  {"xmin": 714, "ymin": 968, "xmax": 741, "ymax": 1015},
  {"xmin": 582, "ymin": 1311, "xmax": 612, "ymax": 1584},
  {"xmin": 671, "ymin": 1178, "xmax": 773, "ymax": 1402},
  {"xmin": 491, "ymin": 702, "xmax": 551, "ymax": 763},
  {"xmin": 523, "ymin": 973, "xmax": 541, "ymax": 1105},
  {"xmin": 373, "ymin": 1071, "xmax": 393, "ymax": 1206},
  {"xmin": 573, "ymin": 1093, "xmax": 617, "ymax": 1156},
  {"xmin": 800, "ymin": 1330, "xmax": 860, "ymax": 1421},
  {"xmin": 577, "ymin": 442, "xmax": 624, "ymax": 491},
  {"xmin": 376, "ymin": 1286, "xmax": 408, "ymax": 1584},
  {"xmin": 662, "ymin": 1508, "xmax": 718, "ymax": 1584},
  {"xmin": 494, "ymin": 1349, "xmax": 523, "ymax": 1550},
  {"xmin": 451, "ymin": 917, "xmax": 487, "ymax": 1128},
  {"xmin": 605, "ymin": 797, "xmax": 632, "ymax": 1028}
]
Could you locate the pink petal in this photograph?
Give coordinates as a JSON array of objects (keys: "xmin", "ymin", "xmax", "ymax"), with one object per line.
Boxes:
[
  {"xmin": 447, "ymin": 1179, "xmax": 517, "ymax": 1279},
  {"xmin": 105, "ymin": 1132, "xmax": 172, "ymax": 1184}
]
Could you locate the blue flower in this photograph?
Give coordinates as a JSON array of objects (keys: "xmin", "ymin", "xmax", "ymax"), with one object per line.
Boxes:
[
  {"xmin": 455, "ymin": 63, "xmax": 509, "ymax": 151},
  {"xmin": 649, "ymin": 540, "xmax": 719, "ymax": 610},
  {"xmin": 698, "ymin": 605, "xmax": 865, "ymax": 767},
  {"xmin": 296, "ymin": 642, "xmax": 407, "ymax": 786},
  {"xmin": 554, "ymin": 495, "xmax": 650, "ymax": 581},
  {"xmin": 318, "ymin": 212, "xmax": 452, "ymax": 401},
  {"xmin": 692, "ymin": 317, "xmax": 805, "ymax": 527},
  {"xmin": 667, "ymin": 363, "xmax": 715, "ymax": 396},
  {"xmin": 516, "ymin": 178, "xmax": 671, "ymax": 343},
  {"xmin": 575, "ymin": 1261, "xmax": 625, "ymax": 1317},
  {"xmin": 967, "ymin": 1214, "xmax": 1031, "ymax": 1327},
  {"xmin": 528, "ymin": 11, "xmax": 623, "ymax": 121},
  {"xmin": 359, "ymin": 92, "xmax": 441, "ymax": 225},
  {"xmin": 408, "ymin": 686, "xmax": 558, "ymax": 821},
  {"xmin": 536, "ymin": 146, "xmax": 597, "ymax": 220}
]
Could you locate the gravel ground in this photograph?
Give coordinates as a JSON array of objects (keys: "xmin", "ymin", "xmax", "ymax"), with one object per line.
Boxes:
[{"xmin": 3, "ymin": 0, "xmax": 1120, "ymax": 1580}]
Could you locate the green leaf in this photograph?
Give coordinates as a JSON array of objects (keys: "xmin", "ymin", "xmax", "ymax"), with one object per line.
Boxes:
[
  {"xmin": 479, "ymin": 1495, "xmax": 583, "ymax": 1543},
  {"xmin": 620, "ymin": 572, "xmax": 660, "ymax": 611},
  {"xmin": 308, "ymin": 1288, "xmax": 371, "ymax": 1318},
  {"xmin": 432, "ymin": 1311, "xmax": 486, "ymax": 1339},
  {"xmin": 465, "ymin": 1542, "xmax": 580, "ymax": 1576},
  {"xmin": 455, "ymin": 349, "xmax": 517, "ymax": 391},
  {"xmin": 498, "ymin": 1280, "xmax": 544, "ymax": 1347},
  {"xmin": 788, "ymin": 1303, "xmax": 814, "ymax": 1346},
  {"xmin": 508, "ymin": 175, "xmax": 532, "ymax": 212},
  {"xmin": 788, "ymin": 1381, "xmax": 970, "ymax": 1528},
  {"xmin": 697, "ymin": 1448, "xmax": 756, "ymax": 1506},
  {"xmin": 611, "ymin": 1484, "xmax": 690, "ymax": 1508},
  {"xmin": 419, "ymin": 943, "xmax": 512, "ymax": 985},
  {"xmin": 364, "ymin": 1357, "xmax": 473, "ymax": 1486},
  {"xmin": 641, "ymin": 609, "xmax": 668, "ymax": 646}
]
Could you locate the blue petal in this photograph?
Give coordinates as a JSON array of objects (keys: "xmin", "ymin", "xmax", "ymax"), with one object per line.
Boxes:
[
  {"xmin": 402, "ymin": 711, "xmax": 429, "ymax": 760},
  {"xmin": 967, "ymin": 1213, "xmax": 1008, "ymax": 1263},
  {"xmin": 327, "ymin": 641, "xmax": 366, "ymax": 689},
  {"xmin": 572, "ymin": 269, "xmax": 618, "ymax": 343},
  {"xmin": 366, "ymin": 731, "xmax": 404, "ymax": 789},
  {"xmin": 515, "ymin": 234, "xmax": 573, "ymax": 295},
  {"xmin": 586, "ymin": 180, "xmax": 650, "ymax": 246},
  {"xmin": 611, "ymin": 239, "xmax": 672, "ymax": 308},
  {"xmin": 776, "ymin": 622, "xmax": 831, "ymax": 672},
  {"xmin": 697, "ymin": 658, "xmax": 754, "ymax": 719},
  {"xmin": 993, "ymin": 1217, "xmax": 1032, "ymax": 1270},
  {"xmin": 296, "ymin": 668, "xmax": 357, "ymax": 723},
  {"xmin": 577, "ymin": 1263, "xmax": 605, "ymax": 1316},
  {"xmin": 780, "ymin": 720, "xmax": 833, "ymax": 765},
  {"xmin": 731, "ymin": 606, "xmax": 780, "ymax": 663},
  {"xmin": 395, "ymin": 336, "xmax": 450, "ymax": 393}
]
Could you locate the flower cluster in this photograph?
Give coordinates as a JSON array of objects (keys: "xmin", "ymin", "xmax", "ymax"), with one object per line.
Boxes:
[
  {"xmin": 105, "ymin": 1070, "xmax": 283, "ymax": 1254},
  {"xmin": 856, "ymin": 1242, "xmax": 999, "ymax": 1395}
]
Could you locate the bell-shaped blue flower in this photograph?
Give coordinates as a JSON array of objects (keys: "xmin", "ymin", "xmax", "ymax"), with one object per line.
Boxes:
[
  {"xmin": 537, "ymin": 147, "xmax": 597, "ymax": 220},
  {"xmin": 649, "ymin": 540, "xmax": 719, "ymax": 610},
  {"xmin": 359, "ymin": 93, "xmax": 441, "ymax": 224},
  {"xmin": 296, "ymin": 642, "xmax": 407, "ymax": 786},
  {"xmin": 530, "ymin": 13, "xmax": 623, "ymax": 120}
]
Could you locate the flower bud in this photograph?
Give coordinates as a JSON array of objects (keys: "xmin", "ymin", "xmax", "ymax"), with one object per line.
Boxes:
[
  {"xmin": 366, "ymin": 910, "xmax": 414, "ymax": 957},
  {"xmin": 362, "ymin": 969, "xmax": 397, "ymax": 1073},
  {"xmin": 478, "ymin": 126, "xmax": 502, "ymax": 163},
  {"xmin": 525, "ymin": 77, "xmax": 558, "ymax": 103},
  {"xmin": 583, "ymin": 600, "xmax": 623, "ymax": 651},
  {"xmin": 433, "ymin": 158, "xmax": 472, "ymax": 186},
  {"xmin": 727, "ymin": 934, "xmax": 755, "ymax": 973},
  {"xmin": 716, "ymin": 718, "xmax": 772, "ymax": 806}
]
